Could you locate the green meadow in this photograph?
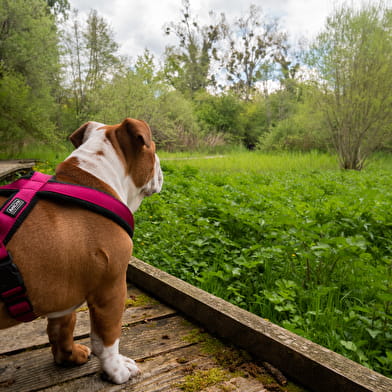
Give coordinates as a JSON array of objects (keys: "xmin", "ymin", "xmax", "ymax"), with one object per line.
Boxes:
[{"xmin": 134, "ymin": 152, "xmax": 392, "ymax": 377}]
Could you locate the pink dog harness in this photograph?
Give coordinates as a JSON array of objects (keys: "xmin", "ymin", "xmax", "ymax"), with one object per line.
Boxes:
[{"xmin": 0, "ymin": 171, "xmax": 134, "ymax": 322}]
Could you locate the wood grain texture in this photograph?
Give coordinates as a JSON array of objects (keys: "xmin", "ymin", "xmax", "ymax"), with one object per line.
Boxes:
[
  {"xmin": 0, "ymin": 316, "xmax": 193, "ymax": 392},
  {"xmin": 0, "ymin": 287, "xmax": 175, "ymax": 355}
]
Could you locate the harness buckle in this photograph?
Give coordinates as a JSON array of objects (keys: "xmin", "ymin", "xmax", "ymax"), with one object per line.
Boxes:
[{"xmin": 0, "ymin": 251, "xmax": 36, "ymax": 322}]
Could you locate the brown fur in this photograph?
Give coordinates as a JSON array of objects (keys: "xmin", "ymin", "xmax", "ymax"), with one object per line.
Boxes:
[{"xmin": 104, "ymin": 118, "xmax": 155, "ymax": 188}]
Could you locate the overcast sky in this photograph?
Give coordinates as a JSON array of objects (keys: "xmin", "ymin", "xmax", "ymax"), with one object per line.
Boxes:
[{"xmin": 67, "ymin": 0, "xmax": 387, "ymax": 60}]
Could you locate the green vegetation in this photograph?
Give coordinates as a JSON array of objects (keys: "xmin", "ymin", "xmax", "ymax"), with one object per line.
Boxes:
[
  {"xmin": 180, "ymin": 328, "xmax": 306, "ymax": 391},
  {"xmin": 134, "ymin": 152, "xmax": 392, "ymax": 377},
  {"xmin": 307, "ymin": 2, "xmax": 392, "ymax": 169},
  {"xmin": 177, "ymin": 368, "xmax": 231, "ymax": 392},
  {"xmin": 125, "ymin": 294, "xmax": 157, "ymax": 308}
]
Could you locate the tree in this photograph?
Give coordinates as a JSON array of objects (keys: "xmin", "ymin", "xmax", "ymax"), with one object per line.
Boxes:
[
  {"xmin": 0, "ymin": 0, "xmax": 60, "ymax": 93},
  {"xmin": 62, "ymin": 9, "xmax": 119, "ymax": 123},
  {"xmin": 62, "ymin": 10, "xmax": 84, "ymax": 122},
  {"xmin": 258, "ymin": 85, "xmax": 330, "ymax": 152},
  {"xmin": 222, "ymin": 5, "xmax": 287, "ymax": 101},
  {"xmin": 163, "ymin": 0, "xmax": 225, "ymax": 97},
  {"xmin": 307, "ymin": 3, "xmax": 392, "ymax": 170},
  {"xmin": 45, "ymin": 0, "xmax": 70, "ymax": 19},
  {"xmin": 84, "ymin": 9, "xmax": 119, "ymax": 90},
  {"xmin": 86, "ymin": 50, "xmax": 199, "ymax": 150},
  {"xmin": 0, "ymin": 0, "xmax": 61, "ymax": 153}
]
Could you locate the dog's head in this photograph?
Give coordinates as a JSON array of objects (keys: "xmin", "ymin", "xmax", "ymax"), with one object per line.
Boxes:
[{"xmin": 69, "ymin": 118, "xmax": 163, "ymax": 212}]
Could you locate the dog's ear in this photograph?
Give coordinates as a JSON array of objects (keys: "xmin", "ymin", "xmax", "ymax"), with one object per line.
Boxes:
[
  {"xmin": 69, "ymin": 122, "xmax": 90, "ymax": 148},
  {"xmin": 120, "ymin": 118, "xmax": 152, "ymax": 149},
  {"xmin": 105, "ymin": 118, "xmax": 155, "ymax": 183}
]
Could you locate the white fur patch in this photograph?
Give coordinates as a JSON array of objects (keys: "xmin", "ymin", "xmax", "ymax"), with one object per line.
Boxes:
[
  {"xmin": 142, "ymin": 154, "xmax": 163, "ymax": 197},
  {"xmin": 91, "ymin": 332, "xmax": 140, "ymax": 384}
]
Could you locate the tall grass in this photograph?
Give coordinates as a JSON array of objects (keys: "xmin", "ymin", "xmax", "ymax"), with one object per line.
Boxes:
[
  {"xmin": 161, "ymin": 150, "xmax": 392, "ymax": 173},
  {"xmin": 0, "ymin": 144, "xmax": 71, "ymax": 163},
  {"xmin": 3, "ymin": 143, "xmax": 391, "ymax": 174},
  {"xmin": 161, "ymin": 151, "xmax": 340, "ymax": 172}
]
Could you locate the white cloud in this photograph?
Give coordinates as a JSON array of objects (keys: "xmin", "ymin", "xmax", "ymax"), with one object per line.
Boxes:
[
  {"xmin": 67, "ymin": 0, "xmax": 387, "ymax": 60},
  {"xmin": 107, "ymin": 0, "xmax": 179, "ymax": 59}
]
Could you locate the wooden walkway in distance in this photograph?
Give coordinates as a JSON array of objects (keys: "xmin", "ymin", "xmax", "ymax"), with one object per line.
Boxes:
[
  {"xmin": 0, "ymin": 160, "xmax": 35, "ymax": 181},
  {"xmin": 0, "ymin": 286, "xmax": 303, "ymax": 392}
]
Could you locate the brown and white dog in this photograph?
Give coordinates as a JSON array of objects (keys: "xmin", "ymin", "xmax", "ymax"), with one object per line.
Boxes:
[{"xmin": 0, "ymin": 118, "xmax": 163, "ymax": 384}]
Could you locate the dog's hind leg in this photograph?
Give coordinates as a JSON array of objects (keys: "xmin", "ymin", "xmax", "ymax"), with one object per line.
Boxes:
[
  {"xmin": 46, "ymin": 312, "xmax": 91, "ymax": 365},
  {"xmin": 88, "ymin": 279, "xmax": 140, "ymax": 384}
]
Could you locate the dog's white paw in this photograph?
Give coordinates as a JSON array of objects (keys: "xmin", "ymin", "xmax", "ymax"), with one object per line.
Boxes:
[
  {"xmin": 91, "ymin": 334, "xmax": 140, "ymax": 384},
  {"xmin": 102, "ymin": 354, "xmax": 141, "ymax": 384}
]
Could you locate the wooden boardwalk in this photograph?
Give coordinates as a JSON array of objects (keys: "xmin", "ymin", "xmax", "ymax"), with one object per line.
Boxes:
[
  {"xmin": 0, "ymin": 285, "xmax": 302, "ymax": 392},
  {"xmin": 0, "ymin": 160, "xmax": 35, "ymax": 181}
]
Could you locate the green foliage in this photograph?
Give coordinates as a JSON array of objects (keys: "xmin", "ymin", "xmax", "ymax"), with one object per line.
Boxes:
[
  {"xmin": 223, "ymin": 5, "xmax": 287, "ymax": 101},
  {"xmin": 2, "ymin": 0, "xmax": 392, "ymax": 160},
  {"xmin": 88, "ymin": 52, "xmax": 200, "ymax": 150},
  {"xmin": 0, "ymin": 0, "xmax": 60, "ymax": 154},
  {"xmin": 135, "ymin": 152, "xmax": 392, "ymax": 377},
  {"xmin": 194, "ymin": 91, "xmax": 243, "ymax": 139},
  {"xmin": 84, "ymin": 9, "xmax": 119, "ymax": 90},
  {"xmin": 163, "ymin": 0, "xmax": 225, "ymax": 97},
  {"xmin": 61, "ymin": 8, "xmax": 121, "ymax": 125},
  {"xmin": 259, "ymin": 92, "xmax": 330, "ymax": 152},
  {"xmin": 239, "ymin": 96, "xmax": 269, "ymax": 148},
  {"xmin": 307, "ymin": 2, "xmax": 392, "ymax": 169},
  {"xmin": 0, "ymin": 0, "xmax": 60, "ymax": 91},
  {"xmin": 46, "ymin": 0, "xmax": 70, "ymax": 18},
  {"xmin": 0, "ymin": 69, "xmax": 45, "ymax": 153}
]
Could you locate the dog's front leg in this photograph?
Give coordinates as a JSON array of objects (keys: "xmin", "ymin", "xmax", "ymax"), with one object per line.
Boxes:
[
  {"xmin": 88, "ymin": 280, "xmax": 140, "ymax": 384},
  {"xmin": 47, "ymin": 312, "xmax": 91, "ymax": 365}
]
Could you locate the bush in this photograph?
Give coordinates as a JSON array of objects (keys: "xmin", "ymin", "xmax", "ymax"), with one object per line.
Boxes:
[{"xmin": 258, "ymin": 100, "xmax": 331, "ymax": 152}]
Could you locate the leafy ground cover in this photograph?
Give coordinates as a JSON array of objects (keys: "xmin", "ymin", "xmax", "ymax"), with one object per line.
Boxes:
[{"xmin": 134, "ymin": 152, "xmax": 392, "ymax": 377}]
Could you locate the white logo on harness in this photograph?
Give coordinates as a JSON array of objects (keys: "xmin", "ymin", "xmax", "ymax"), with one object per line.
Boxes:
[{"xmin": 4, "ymin": 198, "xmax": 26, "ymax": 217}]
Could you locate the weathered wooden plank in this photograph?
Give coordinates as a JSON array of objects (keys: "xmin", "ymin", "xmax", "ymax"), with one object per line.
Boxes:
[
  {"xmin": 39, "ymin": 341, "xmax": 274, "ymax": 392},
  {"xmin": 0, "ymin": 160, "xmax": 35, "ymax": 181},
  {"xmin": 42, "ymin": 345, "xmax": 205, "ymax": 392},
  {"xmin": 0, "ymin": 287, "xmax": 175, "ymax": 355},
  {"xmin": 0, "ymin": 315, "xmax": 195, "ymax": 392},
  {"xmin": 127, "ymin": 257, "xmax": 392, "ymax": 392}
]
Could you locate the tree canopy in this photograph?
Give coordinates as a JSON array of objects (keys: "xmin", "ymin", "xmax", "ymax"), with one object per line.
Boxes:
[
  {"xmin": 0, "ymin": 0, "xmax": 60, "ymax": 153},
  {"xmin": 0, "ymin": 0, "xmax": 391, "ymax": 167}
]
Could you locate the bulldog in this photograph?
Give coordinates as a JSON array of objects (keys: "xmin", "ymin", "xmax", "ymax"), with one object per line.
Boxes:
[{"xmin": 0, "ymin": 118, "xmax": 163, "ymax": 384}]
